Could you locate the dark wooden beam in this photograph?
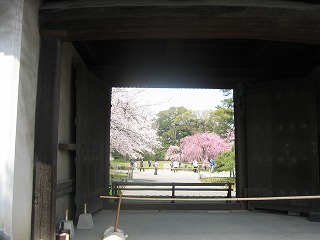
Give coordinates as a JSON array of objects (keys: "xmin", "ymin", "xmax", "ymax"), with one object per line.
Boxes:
[
  {"xmin": 40, "ymin": 1, "xmax": 320, "ymax": 44},
  {"xmin": 91, "ymin": 66, "xmax": 306, "ymax": 89},
  {"xmin": 31, "ymin": 37, "xmax": 62, "ymax": 240},
  {"xmin": 234, "ymin": 83, "xmax": 248, "ymax": 209}
]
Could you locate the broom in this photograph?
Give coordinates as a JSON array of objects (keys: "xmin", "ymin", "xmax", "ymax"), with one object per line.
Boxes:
[
  {"xmin": 114, "ymin": 191, "xmax": 123, "ymax": 232},
  {"xmin": 59, "ymin": 208, "xmax": 75, "ymax": 238},
  {"xmin": 103, "ymin": 191, "xmax": 128, "ymax": 239}
]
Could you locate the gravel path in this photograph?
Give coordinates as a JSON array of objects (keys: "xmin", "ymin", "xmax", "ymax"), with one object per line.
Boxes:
[
  {"xmin": 129, "ymin": 168, "xmax": 202, "ymax": 183},
  {"xmin": 126, "ymin": 168, "xmax": 231, "ymax": 183}
]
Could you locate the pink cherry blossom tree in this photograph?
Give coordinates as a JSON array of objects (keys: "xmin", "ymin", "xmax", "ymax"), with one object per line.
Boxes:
[
  {"xmin": 111, "ymin": 88, "xmax": 160, "ymax": 158},
  {"xmin": 166, "ymin": 132, "xmax": 231, "ymax": 163}
]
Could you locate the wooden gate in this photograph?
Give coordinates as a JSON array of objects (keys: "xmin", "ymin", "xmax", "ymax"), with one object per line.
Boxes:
[
  {"xmin": 75, "ymin": 65, "xmax": 108, "ymax": 216},
  {"xmin": 246, "ymin": 79, "xmax": 319, "ymax": 212}
]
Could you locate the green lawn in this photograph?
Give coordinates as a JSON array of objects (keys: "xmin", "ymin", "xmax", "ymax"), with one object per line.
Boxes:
[
  {"xmin": 200, "ymin": 176, "xmax": 236, "ymax": 189},
  {"xmin": 110, "ymin": 171, "xmax": 127, "ymax": 179},
  {"xmin": 200, "ymin": 177, "xmax": 235, "ymax": 183}
]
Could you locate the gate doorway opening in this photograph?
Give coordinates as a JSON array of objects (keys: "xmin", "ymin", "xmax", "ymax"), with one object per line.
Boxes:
[
  {"xmin": 109, "ymin": 87, "xmax": 236, "ymax": 210},
  {"xmin": 71, "ymin": 38, "xmax": 320, "ymax": 213}
]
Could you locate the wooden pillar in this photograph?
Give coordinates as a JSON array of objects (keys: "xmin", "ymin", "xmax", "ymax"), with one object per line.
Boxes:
[
  {"xmin": 234, "ymin": 83, "xmax": 248, "ymax": 209},
  {"xmin": 104, "ymin": 87, "xmax": 112, "ymax": 210},
  {"xmin": 31, "ymin": 37, "xmax": 62, "ymax": 240}
]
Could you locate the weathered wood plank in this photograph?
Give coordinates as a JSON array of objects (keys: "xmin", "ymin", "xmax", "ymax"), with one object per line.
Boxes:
[
  {"xmin": 39, "ymin": 1, "xmax": 320, "ymax": 43},
  {"xmin": 31, "ymin": 37, "xmax": 62, "ymax": 240}
]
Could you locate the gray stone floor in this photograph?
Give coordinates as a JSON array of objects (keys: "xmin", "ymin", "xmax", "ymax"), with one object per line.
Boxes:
[
  {"xmin": 71, "ymin": 170, "xmax": 319, "ymax": 239},
  {"xmin": 73, "ymin": 210, "xmax": 320, "ymax": 240}
]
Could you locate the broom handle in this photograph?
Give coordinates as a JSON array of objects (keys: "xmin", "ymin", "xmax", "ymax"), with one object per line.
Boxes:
[
  {"xmin": 65, "ymin": 208, "xmax": 68, "ymax": 221},
  {"xmin": 114, "ymin": 191, "xmax": 123, "ymax": 232}
]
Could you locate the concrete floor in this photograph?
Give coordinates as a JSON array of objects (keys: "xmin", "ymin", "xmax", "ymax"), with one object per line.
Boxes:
[
  {"xmin": 71, "ymin": 170, "xmax": 319, "ymax": 239},
  {"xmin": 72, "ymin": 210, "xmax": 320, "ymax": 240}
]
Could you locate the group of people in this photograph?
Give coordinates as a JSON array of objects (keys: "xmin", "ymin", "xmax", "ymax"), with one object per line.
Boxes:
[
  {"xmin": 169, "ymin": 158, "xmax": 215, "ymax": 173},
  {"xmin": 127, "ymin": 159, "xmax": 160, "ymax": 176},
  {"xmin": 127, "ymin": 158, "xmax": 215, "ymax": 178}
]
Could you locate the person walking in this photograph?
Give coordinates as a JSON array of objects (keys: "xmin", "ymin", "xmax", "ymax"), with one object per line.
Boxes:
[
  {"xmin": 130, "ymin": 159, "xmax": 135, "ymax": 169},
  {"xmin": 209, "ymin": 158, "xmax": 215, "ymax": 172},
  {"xmin": 127, "ymin": 162, "xmax": 133, "ymax": 179},
  {"xmin": 140, "ymin": 159, "xmax": 145, "ymax": 171},
  {"xmin": 173, "ymin": 159, "xmax": 178, "ymax": 172},
  {"xmin": 192, "ymin": 160, "xmax": 199, "ymax": 173},
  {"xmin": 154, "ymin": 160, "xmax": 159, "ymax": 175}
]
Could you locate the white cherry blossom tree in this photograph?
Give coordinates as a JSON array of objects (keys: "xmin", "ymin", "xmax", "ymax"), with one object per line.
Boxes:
[{"xmin": 110, "ymin": 88, "xmax": 160, "ymax": 158}]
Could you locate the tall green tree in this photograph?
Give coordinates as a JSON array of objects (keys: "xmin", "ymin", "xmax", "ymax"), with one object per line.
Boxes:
[
  {"xmin": 214, "ymin": 145, "xmax": 235, "ymax": 176},
  {"xmin": 203, "ymin": 90, "xmax": 234, "ymax": 141},
  {"xmin": 154, "ymin": 107, "xmax": 196, "ymax": 148}
]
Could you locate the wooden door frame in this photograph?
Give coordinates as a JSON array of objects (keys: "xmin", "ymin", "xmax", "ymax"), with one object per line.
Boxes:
[
  {"xmin": 31, "ymin": 36, "xmax": 62, "ymax": 239},
  {"xmin": 234, "ymin": 83, "xmax": 248, "ymax": 209}
]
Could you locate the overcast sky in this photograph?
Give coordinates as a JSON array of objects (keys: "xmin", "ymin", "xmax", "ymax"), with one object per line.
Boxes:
[{"xmin": 134, "ymin": 88, "xmax": 227, "ymax": 115}]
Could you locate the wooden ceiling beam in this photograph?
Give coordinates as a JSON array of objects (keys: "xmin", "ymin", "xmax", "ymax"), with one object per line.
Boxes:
[
  {"xmin": 40, "ymin": 1, "xmax": 320, "ymax": 44},
  {"xmin": 90, "ymin": 66, "xmax": 306, "ymax": 89}
]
